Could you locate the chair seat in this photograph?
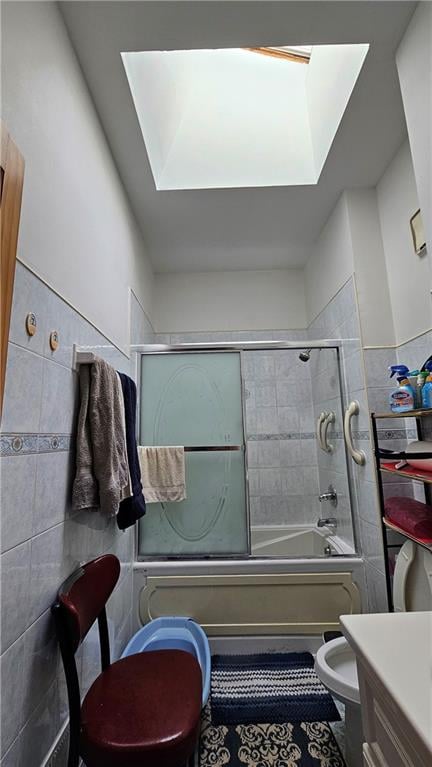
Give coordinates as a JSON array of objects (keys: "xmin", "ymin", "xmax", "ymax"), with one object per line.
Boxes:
[{"xmin": 80, "ymin": 649, "xmax": 202, "ymax": 767}]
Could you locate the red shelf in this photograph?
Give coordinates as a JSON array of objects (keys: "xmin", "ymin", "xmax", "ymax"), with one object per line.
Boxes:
[
  {"xmin": 383, "ymin": 517, "xmax": 432, "ymax": 551},
  {"xmin": 380, "ymin": 461, "xmax": 432, "ymax": 485}
]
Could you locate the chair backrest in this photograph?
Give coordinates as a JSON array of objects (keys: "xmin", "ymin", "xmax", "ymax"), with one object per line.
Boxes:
[
  {"xmin": 56, "ymin": 553, "xmax": 120, "ymax": 652},
  {"xmin": 52, "ymin": 554, "xmax": 121, "ymax": 767}
]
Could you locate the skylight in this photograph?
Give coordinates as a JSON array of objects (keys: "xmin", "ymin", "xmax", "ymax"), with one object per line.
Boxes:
[
  {"xmin": 244, "ymin": 46, "xmax": 313, "ymax": 64},
  {"xmin": 122, "ymin": 43, "xmax": 369, "ymax": 191}
]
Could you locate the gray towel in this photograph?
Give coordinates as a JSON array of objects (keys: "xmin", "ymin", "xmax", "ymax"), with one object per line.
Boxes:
[{"xmin": 72, "ymin": 359, "xmax": 130, "ymax": 516}]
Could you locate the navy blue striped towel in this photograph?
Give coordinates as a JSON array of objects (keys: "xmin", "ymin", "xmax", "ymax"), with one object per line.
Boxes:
[{"xmin": 210, "ymin": 652, "xmax": 340, "ymax": 725}]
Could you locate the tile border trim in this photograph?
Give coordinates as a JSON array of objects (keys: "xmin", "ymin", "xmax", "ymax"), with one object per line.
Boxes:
[
  {"xmin": 247, "ymin": 428, "xmax": 413, "ymax": 443},
  {"xmin": 0, "ymin": 433, "xmax": 72, "ymax": 456}
]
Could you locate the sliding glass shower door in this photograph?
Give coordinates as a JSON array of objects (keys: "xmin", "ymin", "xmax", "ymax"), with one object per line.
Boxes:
[{"xmin": 138, "ymin": 351, "xmax": 249, "ymax": 557}]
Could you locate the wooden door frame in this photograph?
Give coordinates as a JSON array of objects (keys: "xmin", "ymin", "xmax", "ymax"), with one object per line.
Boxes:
[{"xmin": 0, "ymin": 121, "xmax": 25, "ymax": 418}]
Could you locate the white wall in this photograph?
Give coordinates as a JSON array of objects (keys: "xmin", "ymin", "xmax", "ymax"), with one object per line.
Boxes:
[
  {"xmin": 2, "ymin": 1, "xmax": 154, "ymax": 353},
  {"xmin": 376, "ymin": 140, "xmax": 431, "ymax": 345},
  {"xmin": 396, "ymin": 2, "xmax": 432, "ymax": 253},
  {"xmin": 346, "ymin": 188, "xmax": 395, "ymax": 347},
  {"xmin": 307, "ymin": 44, "xmax": 369, "ymax": 177},
  {"xmin": 306, "ymin": 141, "xmax": 431, "ymax": 347},
  {"xmin": 122, "ymin": 50, "xmax": 193, "ymax": 186},
  {"xmin": 305, "ymin": 193, "xmax": 354, "ymax": 324},
  {"xmin": 154, "ymin": 269, "xmax": 307, "ymax": 332}
]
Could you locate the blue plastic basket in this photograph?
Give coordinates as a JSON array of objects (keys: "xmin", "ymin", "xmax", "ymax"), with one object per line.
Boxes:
[{"xmin": 121, "ymin": 617, "xmax": 211, "ymax": 706}]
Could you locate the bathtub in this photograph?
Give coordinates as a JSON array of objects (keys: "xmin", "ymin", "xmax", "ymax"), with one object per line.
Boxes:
[
  {"xmin": 134, "ymin": 526, "xmax": 364, "ymax": 639},
  {"xmin": 251, "ymin": 525, "xmax": 352, "ymax": 558}
]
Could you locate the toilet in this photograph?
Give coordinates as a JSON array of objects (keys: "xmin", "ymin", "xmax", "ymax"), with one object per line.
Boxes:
[{"xmin": 315, "ymin": 540, "xmax": 432, "ymax": 767}]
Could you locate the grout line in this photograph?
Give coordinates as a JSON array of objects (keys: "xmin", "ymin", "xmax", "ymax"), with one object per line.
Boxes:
[
  {"xmin": 130, "ymin": 287, "xmax": 155, "ymax": 334},
  {"xmin": 306, "ymin": 275, "xmax": 355, "ymax": 329},
  {"xmin": 6, "ymin": 337, "xmax": 76, "ymax": 371},
  {"xmin": 16, "ymin": 259, "xmax": 132, "ymax": 358},
  {"xmin": 7, "ymin": 336, "xmax": 128, "ymax": 373},
  {"xmin": 363, "ymin": 326, "xmax": 432, "ymax": 350},
  {"xmin": 1, "ymin": 536, "xmax": 134, "ymax": 653},
  {"xmin": 1, "ymin": 507, "xmax": 81, "ymax": 555},
  {"xmin": 0, "ymin": 605, "xmax": 52, "ymax": 658}
]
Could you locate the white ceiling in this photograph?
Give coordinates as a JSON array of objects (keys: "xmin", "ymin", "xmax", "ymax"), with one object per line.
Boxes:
[{"xmin": 60, "ymin": 1, "xmax": 416, "ymax": 273}]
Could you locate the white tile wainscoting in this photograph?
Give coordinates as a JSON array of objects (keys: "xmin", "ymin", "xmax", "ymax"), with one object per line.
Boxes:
[
  {"xmin": 2, "ymin": 263, "xmax": 421, "ymax": 764},
  {"xmin": 0, "ymin": 264, "xmax": 153, "ymax": 765}
]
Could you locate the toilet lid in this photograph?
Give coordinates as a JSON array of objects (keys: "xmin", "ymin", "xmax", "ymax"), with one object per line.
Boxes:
[{"xmin": 393, "ymin": 539, "xmax": 432, "ymax": 612}]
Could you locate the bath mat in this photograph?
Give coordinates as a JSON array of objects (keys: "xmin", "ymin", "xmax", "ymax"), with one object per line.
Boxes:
[
  {"xmin": 210, "ymin": 653, "xmax": 340, "ymax": 726},
  {"xmin": 199, "ymin": 704, "xmax": 346, "ymax": 767}
]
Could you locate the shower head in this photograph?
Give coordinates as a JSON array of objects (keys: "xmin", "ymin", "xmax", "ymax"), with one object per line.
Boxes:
[{"xmin": 299, "ymin": 349, "xmax": 312, "ymax": 362}]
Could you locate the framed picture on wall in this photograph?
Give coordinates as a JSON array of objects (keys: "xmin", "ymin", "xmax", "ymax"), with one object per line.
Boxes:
[{"xmin": 410, "ymin": 209, "xmax": 426, "ymax": 255}]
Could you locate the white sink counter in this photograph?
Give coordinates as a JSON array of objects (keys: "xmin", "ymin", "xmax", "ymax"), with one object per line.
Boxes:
[{"xmin": 341, "ymin": 611, "xmax": 432, "ymax": 765}]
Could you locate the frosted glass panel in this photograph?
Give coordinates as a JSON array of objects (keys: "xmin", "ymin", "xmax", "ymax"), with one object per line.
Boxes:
[
  {"xmin": 140, "ymin": 352, "xmax": 244, "ymax": 446},
  {"xmin": 139, "ymin": 352, "xmax": 248, "ymax": 557},
  {"xmin": 139, "ymin": 451, "xmax": 247, "ymax": 556}
]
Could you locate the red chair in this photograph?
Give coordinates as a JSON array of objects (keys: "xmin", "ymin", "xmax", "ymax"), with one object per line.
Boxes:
[{"xmin": 52, "ymin": 554, "xmax": 202, "ymax": 767}]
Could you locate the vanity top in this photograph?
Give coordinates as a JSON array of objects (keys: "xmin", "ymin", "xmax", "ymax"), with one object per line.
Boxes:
[{"xmin": 341, "ymin": 611, "xmax": 432, "ymax": 753}]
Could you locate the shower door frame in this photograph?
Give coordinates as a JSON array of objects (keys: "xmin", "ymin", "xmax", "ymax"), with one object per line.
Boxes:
[
  {"xmin": 137, "ymin": 347, "xmax": 251, "ymax": 559},
  {"xmin": 133, "ymin": 340, "xmax": 353, "ymax": 562}
]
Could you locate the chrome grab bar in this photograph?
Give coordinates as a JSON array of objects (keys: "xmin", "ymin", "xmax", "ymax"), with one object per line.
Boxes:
[{"xmin": 344, "ymin": 400, "xmax": 366, "ymax": 465}]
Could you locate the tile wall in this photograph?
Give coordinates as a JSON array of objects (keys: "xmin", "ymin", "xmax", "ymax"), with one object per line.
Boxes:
[
  {"xmin": 3, "ymin": 267, "xmax": 426, "ymax": 763},
  {"xmin": 151, "ymin": 285, "xmax": 424, "ymax": 614},
  {"xmin": 153, "ymin": 330, "xmax": 323, "ymax": 530},
  {"xmin": 243, "ymin": 349, "xmax": 320, "ymax": 527},
  {"xmin": 308, "ymin": 277, "xmax": 388, "ymax": 609},
  {"xmin": 362, "ymin": 329, "xmax": 432, "ymax": 609},
  {"xmin": 0, "ymin": 264, "xmax": 153, "ymax": 766},
  {"xmin": 398, "ymin": 330, "xmax": 432, "ymax": 495},
  {"xmin": 309, "ymin": 279, "xmax": 363, "ymax": 552},
  {"xmin": 398, "ymin": 330, "xmax": 432, "ymax": 458}
]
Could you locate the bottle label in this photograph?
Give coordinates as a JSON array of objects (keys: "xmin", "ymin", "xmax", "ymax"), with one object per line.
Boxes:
[{"xmin": 390, "ymin": 390, "xmax": 414, "ymax": 412}]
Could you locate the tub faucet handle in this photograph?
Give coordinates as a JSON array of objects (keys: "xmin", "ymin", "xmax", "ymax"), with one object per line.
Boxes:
[{"xmin": 318, "ymin": 485, "xmax": 337, "ymax": 507}]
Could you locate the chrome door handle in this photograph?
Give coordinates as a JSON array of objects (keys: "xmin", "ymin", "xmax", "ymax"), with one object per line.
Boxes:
[{"xmin": 344, "ymin": 400, "xmax": 366, "ymax": 465}]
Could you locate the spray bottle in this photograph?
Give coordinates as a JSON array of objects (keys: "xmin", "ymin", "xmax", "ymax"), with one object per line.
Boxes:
[
  {"xmin": 388, "ymin": 365, "xmax": 415, "ymax": 413},
  {"xmin": 416, "ymin": 370, "xmax": 428, "ymax": 408},
  {"xmin": 421, "ymin": 361, "xmax": 432, "ymax": 409}
]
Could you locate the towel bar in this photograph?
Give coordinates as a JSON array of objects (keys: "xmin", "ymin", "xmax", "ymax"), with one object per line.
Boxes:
[
  {"xmin": 72, "ymin": 344, "xmax": 116, "ymax": 370},
  {"xmin": 184, "ymin": 446, "xmax": 243, "ymax": 452},
  {"xmin": 141, "ymin": 445, "xmax": 243, "ymax": 452}
]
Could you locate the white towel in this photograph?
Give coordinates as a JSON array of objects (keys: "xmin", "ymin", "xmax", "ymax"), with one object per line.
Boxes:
[{"xmin": 138, "ymin": 446, "xmax": 186, "ymax": 503}]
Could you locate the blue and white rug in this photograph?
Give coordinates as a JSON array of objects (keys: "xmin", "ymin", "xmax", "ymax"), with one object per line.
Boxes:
[
  {"xmin": 199, "ymin": 705, "xmax": 346, "ymax": 767},
  {"xmin": 211, "ymin": 653, "xmax": 340, "ymax": 726}
]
